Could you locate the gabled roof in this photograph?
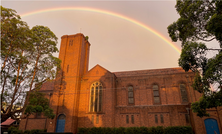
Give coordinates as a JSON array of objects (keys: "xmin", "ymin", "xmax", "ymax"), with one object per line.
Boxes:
[
  {"xmin": 86, "ymin": 64, "xmax": 112, "ymax": 74},
  {"xmin": 1, "ymin": 119, "xmax": 16, "ymax": 126}
]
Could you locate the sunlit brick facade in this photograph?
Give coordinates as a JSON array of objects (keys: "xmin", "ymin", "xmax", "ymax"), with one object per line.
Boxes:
[{"xmin": 19, "ymin": 33, "xmax": 222, "ymax": 134}]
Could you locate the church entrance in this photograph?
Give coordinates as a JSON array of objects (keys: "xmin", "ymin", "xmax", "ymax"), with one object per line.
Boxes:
[
  {"xmin": 204, "ymin": 118, "xmax": 220, "ymax": 134},
  {"xmin": 56, "ymin": 114, "xmax": 66, "ymax": 132}
]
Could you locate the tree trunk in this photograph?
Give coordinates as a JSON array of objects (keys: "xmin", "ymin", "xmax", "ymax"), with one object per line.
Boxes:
[
  {"xmin": 29, "ymin": 53, "xmax": 40, "ymax": 92},
  {"xmin": 23, "ymin": 53, "xmax": 41, "ymax": 111},
  {"xmin": 7, "ymin": 51, "xmax": 23, "ymax": 115},
  {"xmin": 1, "ymin": 45, "xmax": 12, "ymax": 74},
  {"xmin": 1, "ymin": 68, "xmax": 9, "ymax": 111}
]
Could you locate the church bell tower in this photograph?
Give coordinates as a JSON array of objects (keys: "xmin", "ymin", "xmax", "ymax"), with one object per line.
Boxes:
[{"xmin": 48, "ymin": 33, "xmax": 90, "ymax": 133}]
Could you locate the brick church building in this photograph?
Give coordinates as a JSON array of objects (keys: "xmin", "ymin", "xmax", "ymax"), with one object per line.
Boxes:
[{"xmin": 19, "ymin": 33, "xmax": 222, "ymax": 134}]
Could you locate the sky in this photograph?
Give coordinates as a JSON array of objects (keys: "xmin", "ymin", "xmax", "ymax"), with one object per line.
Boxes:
[{"xmin": 1, "ymin": 0, "xmax": 207, "ymax": 72}]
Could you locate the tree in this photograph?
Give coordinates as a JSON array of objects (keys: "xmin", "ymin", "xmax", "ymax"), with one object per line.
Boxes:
[
  {"xmin": 24, "ymin": 90, "xmax": 55, "ymax": 119},
  {"xmin": 1, "ymin": 6, "xmax": 61, "ymax": 122},
  {"xmin": 168, "ymin": 0, "xmax": 222, "ymax": 117}
]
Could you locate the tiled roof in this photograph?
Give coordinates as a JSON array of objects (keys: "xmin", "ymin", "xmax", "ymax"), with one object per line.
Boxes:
[
  {"xmin": 39, "ymin": 80, "xmax": 55, "ymax": 91},
  {"xmin": 113, "ymin": 67, "xmax": 192, "ymax": 77},
  {"xmin": 1, "ymin": 119, "xmax": 15, "ymax": 126}
]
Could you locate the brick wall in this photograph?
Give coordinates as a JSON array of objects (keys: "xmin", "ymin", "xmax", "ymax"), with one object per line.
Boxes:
[{"xmin": 20, "ymin": 33, "xmax": 222, "ymax": 134}]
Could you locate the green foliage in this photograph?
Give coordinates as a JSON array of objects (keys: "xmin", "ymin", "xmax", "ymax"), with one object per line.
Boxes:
[
  {"xmin": 24, "ymin": 91, "xmax": 55, "ymax": 119},
  {"xmin": 164, "ymin": 126, "xmax": 193, "ymax": 134},
  {"xmin": 168, "ymin": 0, "xmax": 222, "ymax": 117},
  {"xmin": 8, "ymin": 126, "xmax": 23, "ymax": 134},
  {"xmin": 85, "ymin": 36, "xmax": 89, "ymax": 41},
  {"xmin": 205, "ymin": 52, "xmax": 222, "ymax": 85},
  {"xmin": 192, "ymin": 73, "xmax": 205, "ymax": 93},
  {"xmin": 149, "ymin": 126, "xmax": 164, "ymax": 134},
  {"xmin": 1, "ymin": 6, "xmax": 60, "ymax": 122},
  {"xmin": 114, "ymin": 127, "xmax": 125, "ymax": 134},
  {"xmin": 191, "ymin": 97, "xmax": 210, "ymax": 117},
  {"xmin": 178, "ymin": 42, "xmax": 207, "ymax": 72},
  {"xmin": 179, "ymin": 42, "xmax": 212, "ymax": 116},
  {"xmin": 139, "ymin": 127, "xmax": 149, "ymax": 134},
  {"xmin": 167, "ymin": 0, "xmax": 217, "ymax": 44},
  {"xmin": 8, "ymin": 126, "xmax": 46, "ymax": 134},
  {"xmin": 77, "ymin": 126, "xmax": 193, "ymax": 134},
  {"xmin": 207, "ymin": 1, "xmax": 222, "ymax": 46}
]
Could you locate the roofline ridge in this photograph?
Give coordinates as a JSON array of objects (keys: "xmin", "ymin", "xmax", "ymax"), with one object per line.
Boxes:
[{"xmin": 113, "ymin": 67, "xmax": 184, "ymax": 73}]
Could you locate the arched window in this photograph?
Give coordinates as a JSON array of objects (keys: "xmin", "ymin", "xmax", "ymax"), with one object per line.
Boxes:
[
  {"xmin": 180, "ymin": 84, "xmax": 188, "ymax": 102},
  {"xmin": 89, "ymin": 82, "xmax": 103, "ymax": 112},
  {"xmin": 128, "ymin": 86, "xmax": 134, "ymax": 104},
  {"xmin": 56, "ymin": 114, "xmax": 66, "ymax": 132},
  {"xmin": 153, "ymin": 84, "xmax": 160, "ymax": 104}
]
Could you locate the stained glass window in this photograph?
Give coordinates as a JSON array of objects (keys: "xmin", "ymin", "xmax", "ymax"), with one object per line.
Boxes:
[{"xmin": 89, "ymin": 82, "xmax": 103, "ymax": 112}]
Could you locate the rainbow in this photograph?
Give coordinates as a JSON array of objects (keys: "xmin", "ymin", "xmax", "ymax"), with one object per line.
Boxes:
[{"xmin": 20, "ymin": 7, "xmax": 181, "ymax": 54}]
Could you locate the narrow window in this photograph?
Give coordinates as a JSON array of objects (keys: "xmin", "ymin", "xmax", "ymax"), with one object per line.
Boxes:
[
  {"xmin": 131, "ymin": 115, "xmax": 134, "ymax": 124},
  {"xmin": 153, "ymin": 85, "xmax": 160, "ymax": 104},
  {"xmin": 99, "ymin": 86, "xmax": 102, "ymax": 111},
  {"xmin": 36, "ymin": 112, "xmax": 41, "ymax": 118},
  {"xmin": 126, "ymin": 115, "xmax": 129, "ymax": 124},
  {"xmin": 128, "ymin": 86, "xmax": 134, "ymax": 104},
  {"xmin": 185, "ymin": 114, "xmax": 190, "ymax": 123},
  {"xmin": 69, "ymin": 40, "xmax": 73, "ymax": 46},
  {"xmin": 155, "ymin": 115, "xmax": 158, "ymax": 123},
  {"xmin": 91, "ymin": 115, "xmax": 94, "ymax": 124},
  {"xmin": 67, "ymin": 65, "xmax": 69, "ymax": 73},
  {"xmin": 180, "ymin": 84, "xmax": 188, "ymax": 102},
  {"xmin": 90, "ymin": 87, "xmax": 94, "ymax": 112},
  {"xmin": 96, "ymin": 115, "xmax": 99, "ymax": 124},
  {"xmin": 89, "ymin": 82, "xmax": 103, "ymax": 112},
  {"xmin": 95, "ymin": 86, "xmax": 98, "ymax": 111},
  {"xmin": 161, "ymin": 114, "xmax": 164, "ymax": 123}
]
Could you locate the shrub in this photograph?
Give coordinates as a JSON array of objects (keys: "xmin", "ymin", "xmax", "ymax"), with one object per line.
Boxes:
[
  {"xmin": 140, "ymin": 126, "xmax": 149, "ymax": 134},
  {"xmin": 164, "ymin": 126, "xmax": 193, "ymax": 134},
  {"xmin": 8, "ymin": 126, "xmax": 22, "ymax": 134},
  {"xmin": 7, "ymin": 126, "xmax": 47, "ymax": 134},
  {"xmin": 77, "ymin": 126, "xmax": 192, "ymax": 134}
]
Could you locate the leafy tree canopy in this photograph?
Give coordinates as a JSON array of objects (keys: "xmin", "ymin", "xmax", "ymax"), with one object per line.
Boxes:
[
  {"xmin": 168, "ymin": 0, "xmax": 222, "ymax": 117},
  {"xmin": 24, "ymin": 91, "xmax": 55, "ymax": 119},
  {"xmin": 1, "ymin": 6, "xmax": 60, "ymax": 122}
]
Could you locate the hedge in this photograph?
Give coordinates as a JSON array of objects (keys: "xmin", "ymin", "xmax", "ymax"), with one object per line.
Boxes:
[
  {"xmin": 77, "ymin": 126, "xmax": 193, "ymax": 134},
  {"xmin": 7, "ymin": 126, "xmax": 47, "ymax": 134},
  {"xmin": 7, "ymin": 126, "xmax": 193, "ymax": 134}
]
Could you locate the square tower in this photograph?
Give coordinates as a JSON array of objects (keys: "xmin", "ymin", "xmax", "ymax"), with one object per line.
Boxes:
[{"xmin": 48, "ymin": 33, "xmax": 90, "ymax": 133}]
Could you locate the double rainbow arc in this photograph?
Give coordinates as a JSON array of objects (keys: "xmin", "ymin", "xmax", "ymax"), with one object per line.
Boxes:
[{"xmin": 20, "ymin": 7, "xmax": 181, "ymax": 54}]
